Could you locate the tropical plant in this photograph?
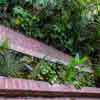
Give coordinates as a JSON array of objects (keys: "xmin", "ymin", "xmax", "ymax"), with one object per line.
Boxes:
[{"xmin": 0, "ymin": 0, "xmax": 99, "ymax": 88}]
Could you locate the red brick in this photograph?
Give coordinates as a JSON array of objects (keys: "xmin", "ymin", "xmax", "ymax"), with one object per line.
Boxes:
[{"xmin": 0, "ymin": 78, "xmax": 99, "ymax": 98}]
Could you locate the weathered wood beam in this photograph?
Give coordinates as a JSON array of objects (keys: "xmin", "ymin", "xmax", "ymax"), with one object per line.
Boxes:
[{"xmin": 0, "ymin": 25, "xmax": 71, "ymax": 65}]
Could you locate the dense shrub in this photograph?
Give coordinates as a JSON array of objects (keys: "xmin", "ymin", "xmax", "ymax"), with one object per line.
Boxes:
[
  {"xmin": 0, "ymin": 0, "xmax": 100, "ymax": 87},
  {"xmin": 0, "ymin": 0, "xmax": 100, "ymax": 56}
]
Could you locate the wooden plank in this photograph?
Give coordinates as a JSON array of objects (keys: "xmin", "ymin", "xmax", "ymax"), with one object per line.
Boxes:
[
  {"xmin": 0, "ymin": 77, "xmax": 100, "ymax": 98},
  {"xmin": 0, "ymin": 25, "xmax": 71, "ymax": 65}
]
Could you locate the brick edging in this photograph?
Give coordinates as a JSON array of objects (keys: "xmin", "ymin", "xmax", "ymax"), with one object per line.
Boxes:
[{"xmin": 0, "ymin": 77, "xmax": 100, "ymax": 97}]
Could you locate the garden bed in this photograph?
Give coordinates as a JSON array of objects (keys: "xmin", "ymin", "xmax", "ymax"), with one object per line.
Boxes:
[
  {"xmin": 0, "ymin": 0, "xmax": 100, "ymax": 99},
  {"xmin": 0, "ymin": 25, "xmax": 95, "ymax": 88}
]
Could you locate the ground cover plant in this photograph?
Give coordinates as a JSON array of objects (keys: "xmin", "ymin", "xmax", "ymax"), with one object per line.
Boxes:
[
  {"xmin": 0, "ymin": 39, "xmax": 96, "ymax": 88},
  {"xmin": 0, "ymin": 47, "xmax": 95, "ymax": 88},
  {"xmin": 0, "ymin": 0, "xmax": 100, "ymax": 88}
]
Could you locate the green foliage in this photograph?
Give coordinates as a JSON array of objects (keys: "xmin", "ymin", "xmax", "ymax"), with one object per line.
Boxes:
[
  {"xmin": 95, "ymin": 65, "xmax": 100, "ymax": 78},
  {"xmin": 0, "ymin": 0, "xmax": 7, "ymax": 5},
  {"xmin": 29, "ymin": 56, "xmax": 95, "ymax": 88},
  {"xmin": 63, "ymin": 55, "xmax": 87, "ymax": 82},
  {"xmin": 25, "ymin": 0, "xmax": 58, "ymax": 8},
  {"xmin": 13, "ymin": 6, "xmax": 31, "ymax": 18},
  {"xmin": 0, "ymin": 49, "xmax": 34, "ymax": 78},
  {"xmin": 62, "ymin": 55, "xmax": 95, "ymax": 88},
  {"xmin": 0, "ymin": 39, "xmax": 9, "ymax": 48},
  {"xmin": 1, "ymin": 0, "xmax": 100, "ymax": 55},
  {"xmin": 12, "ymin": 6, "xmax": 43, "ymax": 38},
  {"xmin": 0, "ymin": 40, "xmax": 31, "ymax": 77},
  {"xmin": 0, "ymin": 50, "xmax": 20, "ymax": 77},
  {"xmin": 0, "ymin": 41, "xmax": 95, "ymax": 87},
  {"xmin": 0, "ymin": 39, "xmax": 9, "ymax": 53},
  {"xmin": 0, "ymin": 0, "xmax": 99, "ymax": 87},
  {"xmin": 30, "ymin": 60, "xmax": 60, "ymax": 84},
  {"xmin": 12, "ymin": 0, "xmax": 100, "ymax": 55}
]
